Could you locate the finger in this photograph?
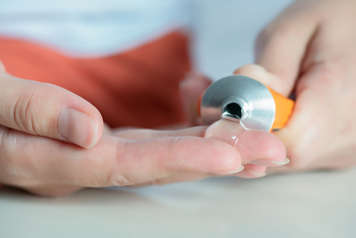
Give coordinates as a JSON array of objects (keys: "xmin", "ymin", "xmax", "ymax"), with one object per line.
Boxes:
[
  {"xmin": 234, "ymin": 64, "xmax": 280, "ymax": 87},
  {"xmin": 237, "ymin": 130, "xmax": 289, "ymax": 167},
  {"xmin": 180, "ymin": 72, "xmax": 211, "ymax": 125},
  {"xmin": 0, "ymin": 126, "xmax": 243, "ymax": 188},
  {"xmin": 0, "ymin": 75, "xmax": 103, "ymax": 148},
  {"xmin": 273, "ymin": 65, "xmax": 345, "ymax": 170},
  {"xmin": 112, "ymin": 126, "xmax": 207, "ymax": 139},
  {"xmin": 253, "ymin": 1, "xmax": 319, "ymax": 96},
  {"xmin": 23, "ymin": 184, "xmax": 80, "ymax": 197},
  {"xmin": 235, "ymin": 164, "xmax": 267, "ymax": 179},
  {"xmin": 272, "ymin": 18, "xmax": 356, "ymax": 170},
  {"xmin": 205, "ymin": 119, "xmax": 287, "ymax": 167}
]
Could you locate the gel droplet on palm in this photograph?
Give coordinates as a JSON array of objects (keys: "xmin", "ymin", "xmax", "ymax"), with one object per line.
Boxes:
[{"xmin": 204, "ymin": 118, "xmax": 246, "ymax": 146}]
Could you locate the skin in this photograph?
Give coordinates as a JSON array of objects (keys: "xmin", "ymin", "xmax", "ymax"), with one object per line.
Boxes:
[
  {"xmin": 205, "ymin": 119, "xmax": 288, "ymax": 178},
  {"xmin": 0, "ymin": 63, "xmax": 286, "ymax": 196},
  {"xmin": 250, "ymin": 0, "xmax": 356, "ymax": 172},
  {"xmin": 2, "ymin": 0, "xmax": 355, "ymax": 196}
]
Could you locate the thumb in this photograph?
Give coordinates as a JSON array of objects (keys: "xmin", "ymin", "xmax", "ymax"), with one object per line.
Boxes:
[
  {"xmin": 252, "ymin": 2, "xmax": 318, "ymax": 96},
  {"xmin": 0, "ymin": 72, "xmax": 103, "ymax": 148}
]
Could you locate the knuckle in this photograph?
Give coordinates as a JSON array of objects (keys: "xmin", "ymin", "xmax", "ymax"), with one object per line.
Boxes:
[
  {"xmin": 10, "ymin": 83, "xmax": 62, "ymax": 136},
  {"xmin": 111, "ymin": 141, "xmax": 130, "ymax": 186},
  {"xmin": 103, "ymin": 159, "xmax": 134, "ymax": 187},
  {"xmin": 299, "ymin": 60, "xmax": 343, "ymax": 94},
  {"xmin": 12, "ymin": 91, "xmax": 39, "ymax": 134},
  {"xmin": 109, "ymin": 174, "xmax": 132, "ymax": 186},
  {"xmin": 0, "ymin": 129, "xmax": 40, "ymax": 187},
  {"xmin": 311, "ymin": 61, "xmax": 342, "ymax": 79},
  {"xmin": 97, "ymin": 140, "xmax": 135, "ymax": 187}
]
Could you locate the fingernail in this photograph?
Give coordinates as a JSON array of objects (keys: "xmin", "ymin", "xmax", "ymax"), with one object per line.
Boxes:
[
  {"xmin": 249, "ymin": 170, "xmax": 266, "ymax": 178},
  {"xmin": 226, "ymin": 165, "xmax": 245, "ymax": 175},
  {"xmin": 58, "ymin": 108, "xmax": 99, "ymax": 148},
  {"xmin": 271, "ymin": 158, "xmax": 290, "ymax": 166},
  {"xmin": 250, "ymin": 158, "xmax": 290, "ymax": 167}
]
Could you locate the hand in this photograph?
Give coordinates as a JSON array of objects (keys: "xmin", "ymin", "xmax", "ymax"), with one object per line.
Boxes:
[
  {"xmin": 1, "ymin": 119, "xmax": 285, "ymax": 197},
  {"xmin": 0, "ymin": 62, "xmax": 103, "ymax": 195},
  {"xmin": 0, "ymin": 64, "xmax": 286, "ymax": 196},
  {"xmin": 0, "ymin": 62, "xmax": 104, "ymax": 148},
  {"xmin": 240, "ymin": 0, "xmax": 356, "ymax": 172},
  {"xmin": 180, "ymin": 72, "xmax": 289, "ymax": 178}
]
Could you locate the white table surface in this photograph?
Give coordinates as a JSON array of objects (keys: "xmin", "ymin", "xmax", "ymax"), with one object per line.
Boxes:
[
  {"xmin": 1, "ymin": 170, "xmax": 356, "ymax": 238},
  {"xmin": 2, "ymin": 1, "xmax": 356, "ymax": 237}
]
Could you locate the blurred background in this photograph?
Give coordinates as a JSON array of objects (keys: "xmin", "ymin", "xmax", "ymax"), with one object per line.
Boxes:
[
  {"xmin": 193, "ymin": 0, "xmax": 291, "ymax": 78},
  {"xmin": 0, "ymin": 0, "xmax": 291, "ymax": 78}
]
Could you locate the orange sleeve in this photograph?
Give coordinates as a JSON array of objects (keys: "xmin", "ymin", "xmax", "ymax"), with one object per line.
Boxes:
[
  {"xmin": 0, "ymin": 30, "xmax": 192, "ymax": 128},
  {"xmin": 268, "ymin": 88, "xmax": 294, "ymax": 130}
]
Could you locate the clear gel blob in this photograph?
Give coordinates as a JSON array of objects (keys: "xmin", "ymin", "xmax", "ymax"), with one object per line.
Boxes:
[{"xmin": 204, "ymin": 118, "xmax": 246, "ymax": 146}]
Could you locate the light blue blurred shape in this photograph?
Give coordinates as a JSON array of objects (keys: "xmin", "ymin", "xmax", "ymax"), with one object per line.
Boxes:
[{"xmin": 0, "ymin": 0, "xmax": 193, "ymax": 56}]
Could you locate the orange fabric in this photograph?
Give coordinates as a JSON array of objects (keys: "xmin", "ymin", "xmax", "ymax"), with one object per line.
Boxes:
[
  {"xmin": 0, "ymin": 31, "xmax": 192, "ymax": 128},
  {"xmin": 268, "ymin": 87, "xmax": 295, "ymax": 130}
]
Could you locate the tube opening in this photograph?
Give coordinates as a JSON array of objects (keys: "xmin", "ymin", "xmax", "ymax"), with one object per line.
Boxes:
[{"xmin": 223, "ymin": 102, "xmax": 243, "ymax": 119}]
